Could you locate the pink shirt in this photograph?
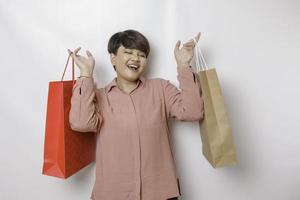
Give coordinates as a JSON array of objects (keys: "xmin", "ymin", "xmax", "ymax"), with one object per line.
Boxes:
[{"xmin": 69, "ymin": 66, "xmax": 204, "ymax": 200}]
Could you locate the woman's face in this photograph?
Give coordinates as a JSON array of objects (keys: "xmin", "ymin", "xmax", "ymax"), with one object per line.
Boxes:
[{"xmin": 110, "ymin": 45, "xmax": 147, "ymax": 82}]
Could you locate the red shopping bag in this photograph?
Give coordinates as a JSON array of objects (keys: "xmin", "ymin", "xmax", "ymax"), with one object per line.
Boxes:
[{"xmin": 42, "ymin": 53, "xmax": 96, "ymax": 179}]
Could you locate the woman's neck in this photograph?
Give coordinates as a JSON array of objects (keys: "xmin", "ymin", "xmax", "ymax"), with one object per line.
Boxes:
[{"xmin": 116, "ymin": 76, "xmax": 139, "ymax": 94}]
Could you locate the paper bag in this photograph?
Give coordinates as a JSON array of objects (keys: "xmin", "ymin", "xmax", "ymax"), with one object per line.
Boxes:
[
  {"xmin": 42, "ymin": 53, "xmax": 96, "ymax": 179},
  {"xmin": 193, "ymin": 39, "xmax": 237, "ymax": 168}
]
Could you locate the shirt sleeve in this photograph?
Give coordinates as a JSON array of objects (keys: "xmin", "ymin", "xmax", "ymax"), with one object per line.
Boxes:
[
  {"xmin": 69, "ymin": 77, "xmax": 102, "ymax": 133},
  {"xmin": 162, "ymin": 66, "xmax": 204, "ymax": 121}
]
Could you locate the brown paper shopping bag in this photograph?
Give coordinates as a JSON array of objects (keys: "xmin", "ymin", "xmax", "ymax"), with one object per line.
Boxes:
[
  {"xmin": 42, "ymin": 53, "xmax": 96, "ymax": 179},
  {"xmin": 193, "ymin": 39, "xmax": 237, "ymax": 168}
]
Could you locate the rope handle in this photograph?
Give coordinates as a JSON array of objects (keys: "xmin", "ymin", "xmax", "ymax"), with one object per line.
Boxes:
[
  {"xmin": 60, "ymin": 50, "xmax": 75, "ymax": 86},
  {"xmin": 193, "ymin": 38, "xmax": 208, "ymax": 72}
]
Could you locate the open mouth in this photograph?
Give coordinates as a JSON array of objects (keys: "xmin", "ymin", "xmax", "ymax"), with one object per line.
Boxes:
[{"xmin": 127, "ymin": 64, "xmax": 140, "ymax": 72}]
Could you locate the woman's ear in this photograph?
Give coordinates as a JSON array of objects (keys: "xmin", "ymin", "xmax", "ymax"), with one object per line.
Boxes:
[{"xmin": 110, "ymin": 53, "xmax": 116, "ymax": 65}]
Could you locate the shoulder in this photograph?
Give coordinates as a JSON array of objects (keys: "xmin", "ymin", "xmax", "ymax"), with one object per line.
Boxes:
[{"xmin": 146, "ymin": 77, "xmax": 169, "ymax": 86}]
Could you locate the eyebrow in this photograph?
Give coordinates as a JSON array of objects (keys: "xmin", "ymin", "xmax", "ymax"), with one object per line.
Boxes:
[{"xmin": 124, "ymin": 49, "xmax": 145, "ymax": 55}]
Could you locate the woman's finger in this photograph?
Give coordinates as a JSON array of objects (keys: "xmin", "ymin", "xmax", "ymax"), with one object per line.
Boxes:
[
  {"xmin": 86, "ymin": 50, "xmax": 94, "ymax": 60},
  {"xmin": 184, "ymin": 47, "xmax": 194, "ymax": 52},
  {"xmin": 194, "ymin": 32, "xmax": 201, "ymax": 43},
  {"xmin": 73, "ymin": 47, "xmax": 81, "ymax": 55},
  {"xmin": 174, "ymin": 40, "xmax": 181, "ymax": 53},
  {"xmin": 76, "ymin": 54, "xmax": 85, "ymax": 60},
  {"xmin": 68, "ymin": 47, "xmax": 81, "ymax": 60},
  {"xmin": 183, "ymin": 42, "xmax": 195, "ymax": 48},
  {"xmin": 187, "ymin": 32, "xmax": 201, "ymax": 45},
  {"xmin": 184, "ymin": 41, "xmax": 194, "ymax": 46},
  {"xmin": 68, "ymin": 49, "xmax": 77, "ymax": 60}
]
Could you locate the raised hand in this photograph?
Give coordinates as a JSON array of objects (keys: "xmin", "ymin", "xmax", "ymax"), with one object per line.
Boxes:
[
  {"xmin": 174, "ymin": 32, "xmax": 201, "ymax": 68},
  {"xmin": 68, "ymin": 47, "xmax": 95, "ymax": 77}
]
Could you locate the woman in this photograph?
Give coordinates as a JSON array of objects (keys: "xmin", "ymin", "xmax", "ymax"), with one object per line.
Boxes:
[{"xmin": 69, "ymin": 29, "xmax": 204, "ymax": 200}]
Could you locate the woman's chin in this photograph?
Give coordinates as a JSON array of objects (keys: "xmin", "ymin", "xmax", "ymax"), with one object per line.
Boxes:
[
  {"xmin": 125, "ymin": 70, "xmax": 142, "ymax": 80},
  {"xmin": 117, "ymin": 67, "xmax": 143, "ymax": 82},
  {"xmin": 119, "ymin": 73, "xmax": 139, "ymax": 82}
]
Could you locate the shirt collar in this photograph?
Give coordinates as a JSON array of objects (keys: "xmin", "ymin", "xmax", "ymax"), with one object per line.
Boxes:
[{"xmin": 105, "ymin": 75, "xmax": 146, "ymax": 94}]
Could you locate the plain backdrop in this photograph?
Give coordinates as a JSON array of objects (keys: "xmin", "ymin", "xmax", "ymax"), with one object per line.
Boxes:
[{"xmin": 0, "ymin": 0, "xmax": 300, "ymax": 199}]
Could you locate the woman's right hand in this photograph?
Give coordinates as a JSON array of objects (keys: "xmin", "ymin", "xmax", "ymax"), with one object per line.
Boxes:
[{"xmin": 68, "ymin": 47, "xmax": 95, "ymax": 77}]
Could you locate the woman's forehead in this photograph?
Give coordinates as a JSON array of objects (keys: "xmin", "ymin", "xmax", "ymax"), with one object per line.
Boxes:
[{"xmin": 118, "ymin": 45, "xmax": 145, "ymax": 53}]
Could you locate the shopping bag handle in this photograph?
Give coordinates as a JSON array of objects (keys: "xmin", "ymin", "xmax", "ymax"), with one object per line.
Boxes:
[
  {"xmin": 193, "ymin": 38, "xmax": 208, "ymax": 72},
  {"xmin": 60, "ymin": 50, "xmax": 75, "ymax": 86}
]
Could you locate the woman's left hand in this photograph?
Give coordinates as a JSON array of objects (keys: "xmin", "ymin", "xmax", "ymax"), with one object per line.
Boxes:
[{"xmin": 174, "ymin": 32, "xmax": 201, "ymax": 68}]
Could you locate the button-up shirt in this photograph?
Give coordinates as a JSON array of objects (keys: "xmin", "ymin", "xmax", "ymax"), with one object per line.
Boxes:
[{"xmin": 69, "ymin": 66, "xmax": 204, "ymax": 200}]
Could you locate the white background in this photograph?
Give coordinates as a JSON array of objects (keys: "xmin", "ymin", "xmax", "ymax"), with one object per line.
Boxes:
[{"xmin": 1, "ymin": 0, "xmax": 300, "ymax": 199}]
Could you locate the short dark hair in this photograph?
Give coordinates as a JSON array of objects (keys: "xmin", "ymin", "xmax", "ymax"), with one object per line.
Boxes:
[{"xmin": 108, "ymin": 29, "xmax": 150, "ymax": 71}]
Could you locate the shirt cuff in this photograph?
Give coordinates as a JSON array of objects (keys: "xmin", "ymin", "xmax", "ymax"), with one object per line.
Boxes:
[
  {"xmin": 73, "ymin": 76, "xmax": 95, "ymax": 94},
  {"xmin": 178, "ymin": 65, "xmax": 199, "ymax": 84}
]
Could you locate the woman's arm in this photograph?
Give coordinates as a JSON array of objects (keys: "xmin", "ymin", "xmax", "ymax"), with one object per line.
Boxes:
[
  {"xmin": 163, "ymin": 32, "xmax": 204, "ymax": 121},
  {"xmin": 68, "ymin": 47, "xmax": 101, "ymax": 132},
  {"xmin": 162, "ymin": 66, "xmax": 204, "ymax": 121},
  {"xmin": 69, "ymin": 76, "xmax": 102, "ymax": 132}
]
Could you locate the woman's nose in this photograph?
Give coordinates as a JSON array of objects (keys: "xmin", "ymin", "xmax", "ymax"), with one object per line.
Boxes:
[{"xmin": 131, "ymin": 54, "xmax": 140, "ymax": 61}]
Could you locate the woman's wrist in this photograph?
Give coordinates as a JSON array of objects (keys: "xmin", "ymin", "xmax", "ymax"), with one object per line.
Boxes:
[
  {"xmin": 80, "ymin": 71, "xmax": 93, "ymax": 78},
  {"xmin": 79, "ymin": 75, "xmax": 92, "ymax": 78},
  {"xmin": 177, "ymin": 63, "xmax": 190, "ymax": 69}
]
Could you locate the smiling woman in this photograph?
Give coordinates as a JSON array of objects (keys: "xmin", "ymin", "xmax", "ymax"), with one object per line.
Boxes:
[
  {"xmin": 68, "ymin": 29, "xmax": 203, "ymax": 200},
  {"xmin": 108, "ymin": 30, "xmax": 150, "ymax": 93}
]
